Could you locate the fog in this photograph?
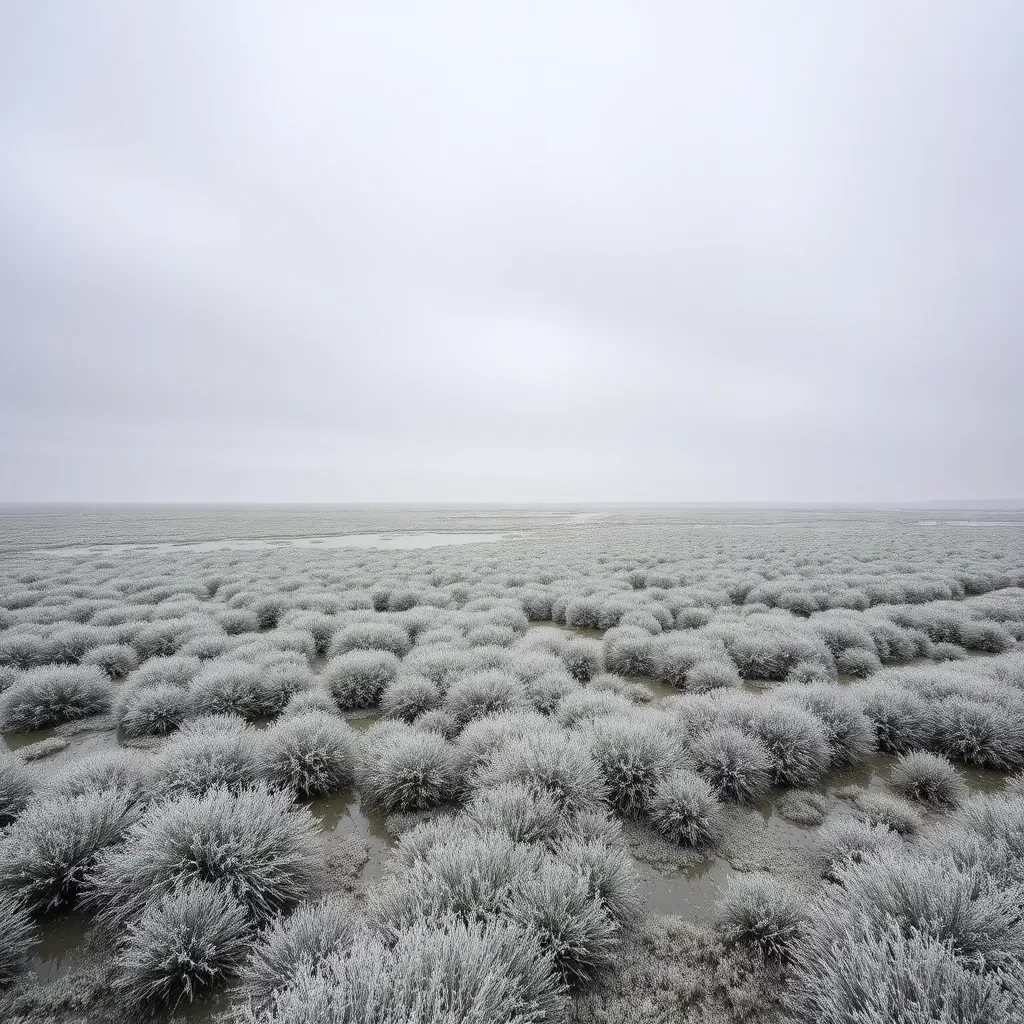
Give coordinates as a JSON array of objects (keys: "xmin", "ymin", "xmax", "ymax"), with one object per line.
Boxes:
[{"xmin": 1, "ymin": 3, "xmax": 1021, "ymax": 502}]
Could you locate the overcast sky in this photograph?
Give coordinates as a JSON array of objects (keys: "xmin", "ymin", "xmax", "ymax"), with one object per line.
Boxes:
[{"xmin": 1, "ymin": 3, "xmax": 1021, "ymax": 503}]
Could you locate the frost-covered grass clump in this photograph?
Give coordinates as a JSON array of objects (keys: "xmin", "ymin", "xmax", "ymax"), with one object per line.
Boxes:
[
  {"xmin": 191, "ymin": 658, "xmax": 312, "ymax": 719},
  {"xmin": 328, "ymin": 621, "xmax": 412, "ymax": 659},
  {"xmin": 813, "ymin": 815, "xmax": 902, "ymax": 879},
  {"xmin": 648, "ymin": 769, "xmax": 725, "ymax": 848},
  {"xmin": 889, "ymin": 750, "xmax": 967, "ymax": 809},
  {"xmin": 0, "ymin": 751, "xmax": 33, "ymax": 825},
  {"xmin": 0, "ymin": 789, "xmax": 140, "ymax": 913},
  {"xmin": 850, "ymin": 789, "xmax": 924, "ymax": 837},
  {"xmin": 560, "ymin": 638, "xmax": 604, "ymax": 682},
  {"xmin": 743, "ymin": 702, "xmax": 831, "ymax": 787},
  {"xmin": 775, "ymin": 683, "xmax": 876, "ymax": 766},
  {"xmin": 81, "ymin": 642, "xmax": 139, "ymax": 679},
  {"xmin": 359, "ymin": 724, "xmax": 456, "ymax": 812},
  {"xmin": 113, "ymin": 881, "xmax": 250, "ymax": 1009},
  {"xmin": 443, "ymin": 669, "xmax": 528, "ymax": 727},
  {"xmin": 479, "ymin": 731, "xmax": 607, "ymax": 816},
  {"xmin": 0, "ymin": 895, "xmax": 36, "ymax": 987},
  {"xmin": 464, "ymin": 783, "xmax": 562, "ymax": 845},
  {"xmin": 233, "ymin": 915, "xmax": 566, "ymax": 1024},
  {"xmin": 585, "ymin": 714, "xmax": 672, "ymax": 816},
  {"xmin": 380, "ymin": 674, "xmax": 441, "ymax": 721},
  {"xmin": 0, "ymin": 664, "xmax": 113, "ymax": 732},
  {"xmin": 91, "ymin": 785, "xmax": 319, "ymax": 927},
  {"xmin": 45, "ymin": 749, "xmax": 144, "ymax": 799},
  {"xmin": 324, "ymin": 650, "xmax": 400, "ymax": 710},
  {"xmin": 260, "ymin": 711, "xmax": 357, "ymax": 797},
  {"xmin": 716, "ymin": 873, "xmax": 808, "ymax": 962},
  {"xmin": 686, "ymin": 726, "xmax": 773, "ymax": 804},
  {"xmin": 117, "ymin": 681, "xmax": 193, "ymax": 737},
  {"xmin": 148, "ymin": 714, "xmax": 264, "ymax": 796},
  {"xmin": 934, "ymin": 696, "xmax": 1024, "ymax": 770},
  {"xmin": 857, "ymin": 683, "xmax": 934, "ymax": 755},
  {"xmin": 238, "ymin": 896, "xmax": 356, "ymax": 1014}
]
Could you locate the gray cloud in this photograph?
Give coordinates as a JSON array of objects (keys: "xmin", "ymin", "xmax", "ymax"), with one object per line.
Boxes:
[{"xmin": 1, "ymin": 2, "xmax": 1022, "ymax": 502}]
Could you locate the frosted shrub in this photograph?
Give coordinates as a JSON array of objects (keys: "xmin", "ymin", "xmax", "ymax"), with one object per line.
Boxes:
[
  {"xmin": 117, "ymin": 682, "xmax": 193, "ymax": 737},
  {"xmin": 82, "ymin": 642, "xmax": 139, "ymax": 679},
  {"xmin": 565, "ymin": 596, "xmax": 603, "ymax": 630},
  {"xmin": 648, "ymin": 769, "xmax": 725, "ymax": 848},
  {"xmin": 359, "ymin": 726, "xmax": 455, "ymax": 812},
  {"xmin": 404, "ymin": 644, "xmax": 474, "ymax": 690},
  {"xmin": 858, "ymin": 683, "xmax": 934, "ymax": 754},
  {"xmin": 415, "ymin": 708, "xmax": 461, "ymax": 739},
  {"xmin": 371, "ymin": 831, "xmax": 539, "ymax": 937},
  {"xmin": 555, "ymin": 836, "xmax": 643, "ymax": 932},
  {"xmin": 934, "ymin": 696, "xmax": 1024, "ymax": 770},
  {"xmin": 789, "ymin": 918, "xmax": 1016, "ymax": 1024},
  {"xmin": 328, "ymin": 621, "xmax": 411, "ymax": 659},
  {"xmin": 0, "ymin": 896, "xmax": 36, "ymax": 987},
  {"xmin": 253, "ymin": 596, "xmax": 291, "ymax": 630},
  {"xmin": 832, "ymin": 848, "xmax": 1024, "ymax": 975},
  {"xmin": 727, "ymin": 628, "xmax": 830, "ymax": 682},
  {"xmin": 239, "ymin": 897, "xmax": 356, "ymax": 1014},
  {"xmin": 324, "ymin": 650, "xmax": 400, "ymax": 710},
  {"xmin": 0, "ymin": 751, "xmax": 33, "ymax": 825},
  {"xmin": 0, "ymin": 789, "xmax": 139, "ymax": 912},
  {"xmin": 235, "ymin": 915, "xmax": 565, "ymax": 1024},
  {"xmin": 745, "ymin": 702, "xmax": 831, "ymax": 787},
  {"xmin": 932, "ymin": 641, "xmax": 969, "ymax": 661},
  {"xmin": 889, "ymin": 750, "xmax": 966, "ymax": 809},
  {"xmin": 555, "ymin": 688, "xmax": 632, "ymax": 729},
  {"xmin": 685, "ymin": 660, "xmax": 742, "ymax": 693},
  {"xmin": 92, "ymin": 785, "xmax": 319, "ymax": 926},
  {"xmin": 813, "ymin": 815, "xmax": 901, "ymax": 879},
  {"xmin": 603, "ymin": 627, "xmax": 656, "ymax": 677},
  {"xmin": 133, "ymin": 618, "xmax": 207, "ymax": 660},
  {"xmin": 191, "ymin": 659, "xmax": 308, "ymax": 720},
  {"xmin": 443, "ymin": 670, "xmax": 528, "ymax": 727},
  {"xmin": 0, "ymin": 632, "xmax": 51, "ymax": 669},
  {"xmin": 465, "ymin": 784, "xmax": 562, "ymax": 845},
  {"xmin": 561, "ymin": 638, "xmax": 604, "ymax": 682},
  {"xmin": 148, "ymin": 715, "xmax": 263, "ymax": 796},
  {"xmin": 835, "ymin": 647, "xmax": 882, "ymax": 678},
  {"xmin": 0, "ymin": 664, "xmax": 112, "ymax": 732},
  {"xmin": 280, "ymin": 687, "xmax": 339, "ymax": 718},
  {"xmin": 46, "ymin": 749, "xmax": 144, "ymax": 799},
  {"xmin": 586, "ymin": 714, "xmax": 673, "ymax": 816},
  {"xmin": 520, "ymin": 591, "xmax": 553, "ymax": 620},
  {"xmin": 452, "ymin": 710, "xmax": 556, "ymax": 786},
  {"xmin": 261, "ymin": 711, "xmax": 358, "ymax": 797},
  {"xmin": 686, "ymin": 726, "xmax": 773, "ymax": 804},
  {"xmin": 523, "ymin": 671, "xmax": 579, "ymax": 715},
  {"xmin": 508, "ymin": 858, "xmax": 618, "ymax": 988},
  {"xmin": 380, "ymin": 674, "xmax": 441, "ymax": 721},
  {"xmin": 652, "ymin": 642, "xmax": 704, "ymax": 688},
  {"xmin": 775, "ymin": 683, "xmax": 876, "ymax": 766},
  {"xmin": 480, "ymin": 731, "xmax": 607, "ymax": 816},
  {"xmin": 852, "ymin": 790, "xmax": 923, "ymax": 837},
  {"xmin": 114, "ymin": 881, "xmax": 250, "ymax": 1008},
  {"xmin": 218, "ymin": 609, "xmax": 261, "ymax": 635},
  {"xmin": 128, "ymin": 653, "xmax": 201, "ymax": 688},
  {"xmin": 466, "ymin": 624, "xmax": 517, "ymax": 648},
  {"xmin": 676, "ymin": 607, "xmax": 713, "ymax": 629},
  {"xmin": 716, "ymin": 873, "xmax": 808, "ymax": 962},
  {"xmin": 47, "ymin": 623, "xmax": 110, "ymax": 664}
]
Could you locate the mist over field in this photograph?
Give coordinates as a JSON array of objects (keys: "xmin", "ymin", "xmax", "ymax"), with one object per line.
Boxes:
[
  {"xmin": 2, "ymin": 3, "xmax": 1024, "ymax": 504},
  {"xmin": 2, "ymin": 3, "xmax": 1024, "ymax": 1024}
]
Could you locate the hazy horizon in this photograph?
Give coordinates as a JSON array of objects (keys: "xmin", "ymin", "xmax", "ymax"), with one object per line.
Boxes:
[{"xmin": 2, "ymin": 4, "xmax": 1022, "ymax": 503}]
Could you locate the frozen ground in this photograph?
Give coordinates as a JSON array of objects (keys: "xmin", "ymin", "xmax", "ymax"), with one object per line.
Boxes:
[{"xmin": 0, "ymin": 504, "xmax": 1022, "ymax": 1023}]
